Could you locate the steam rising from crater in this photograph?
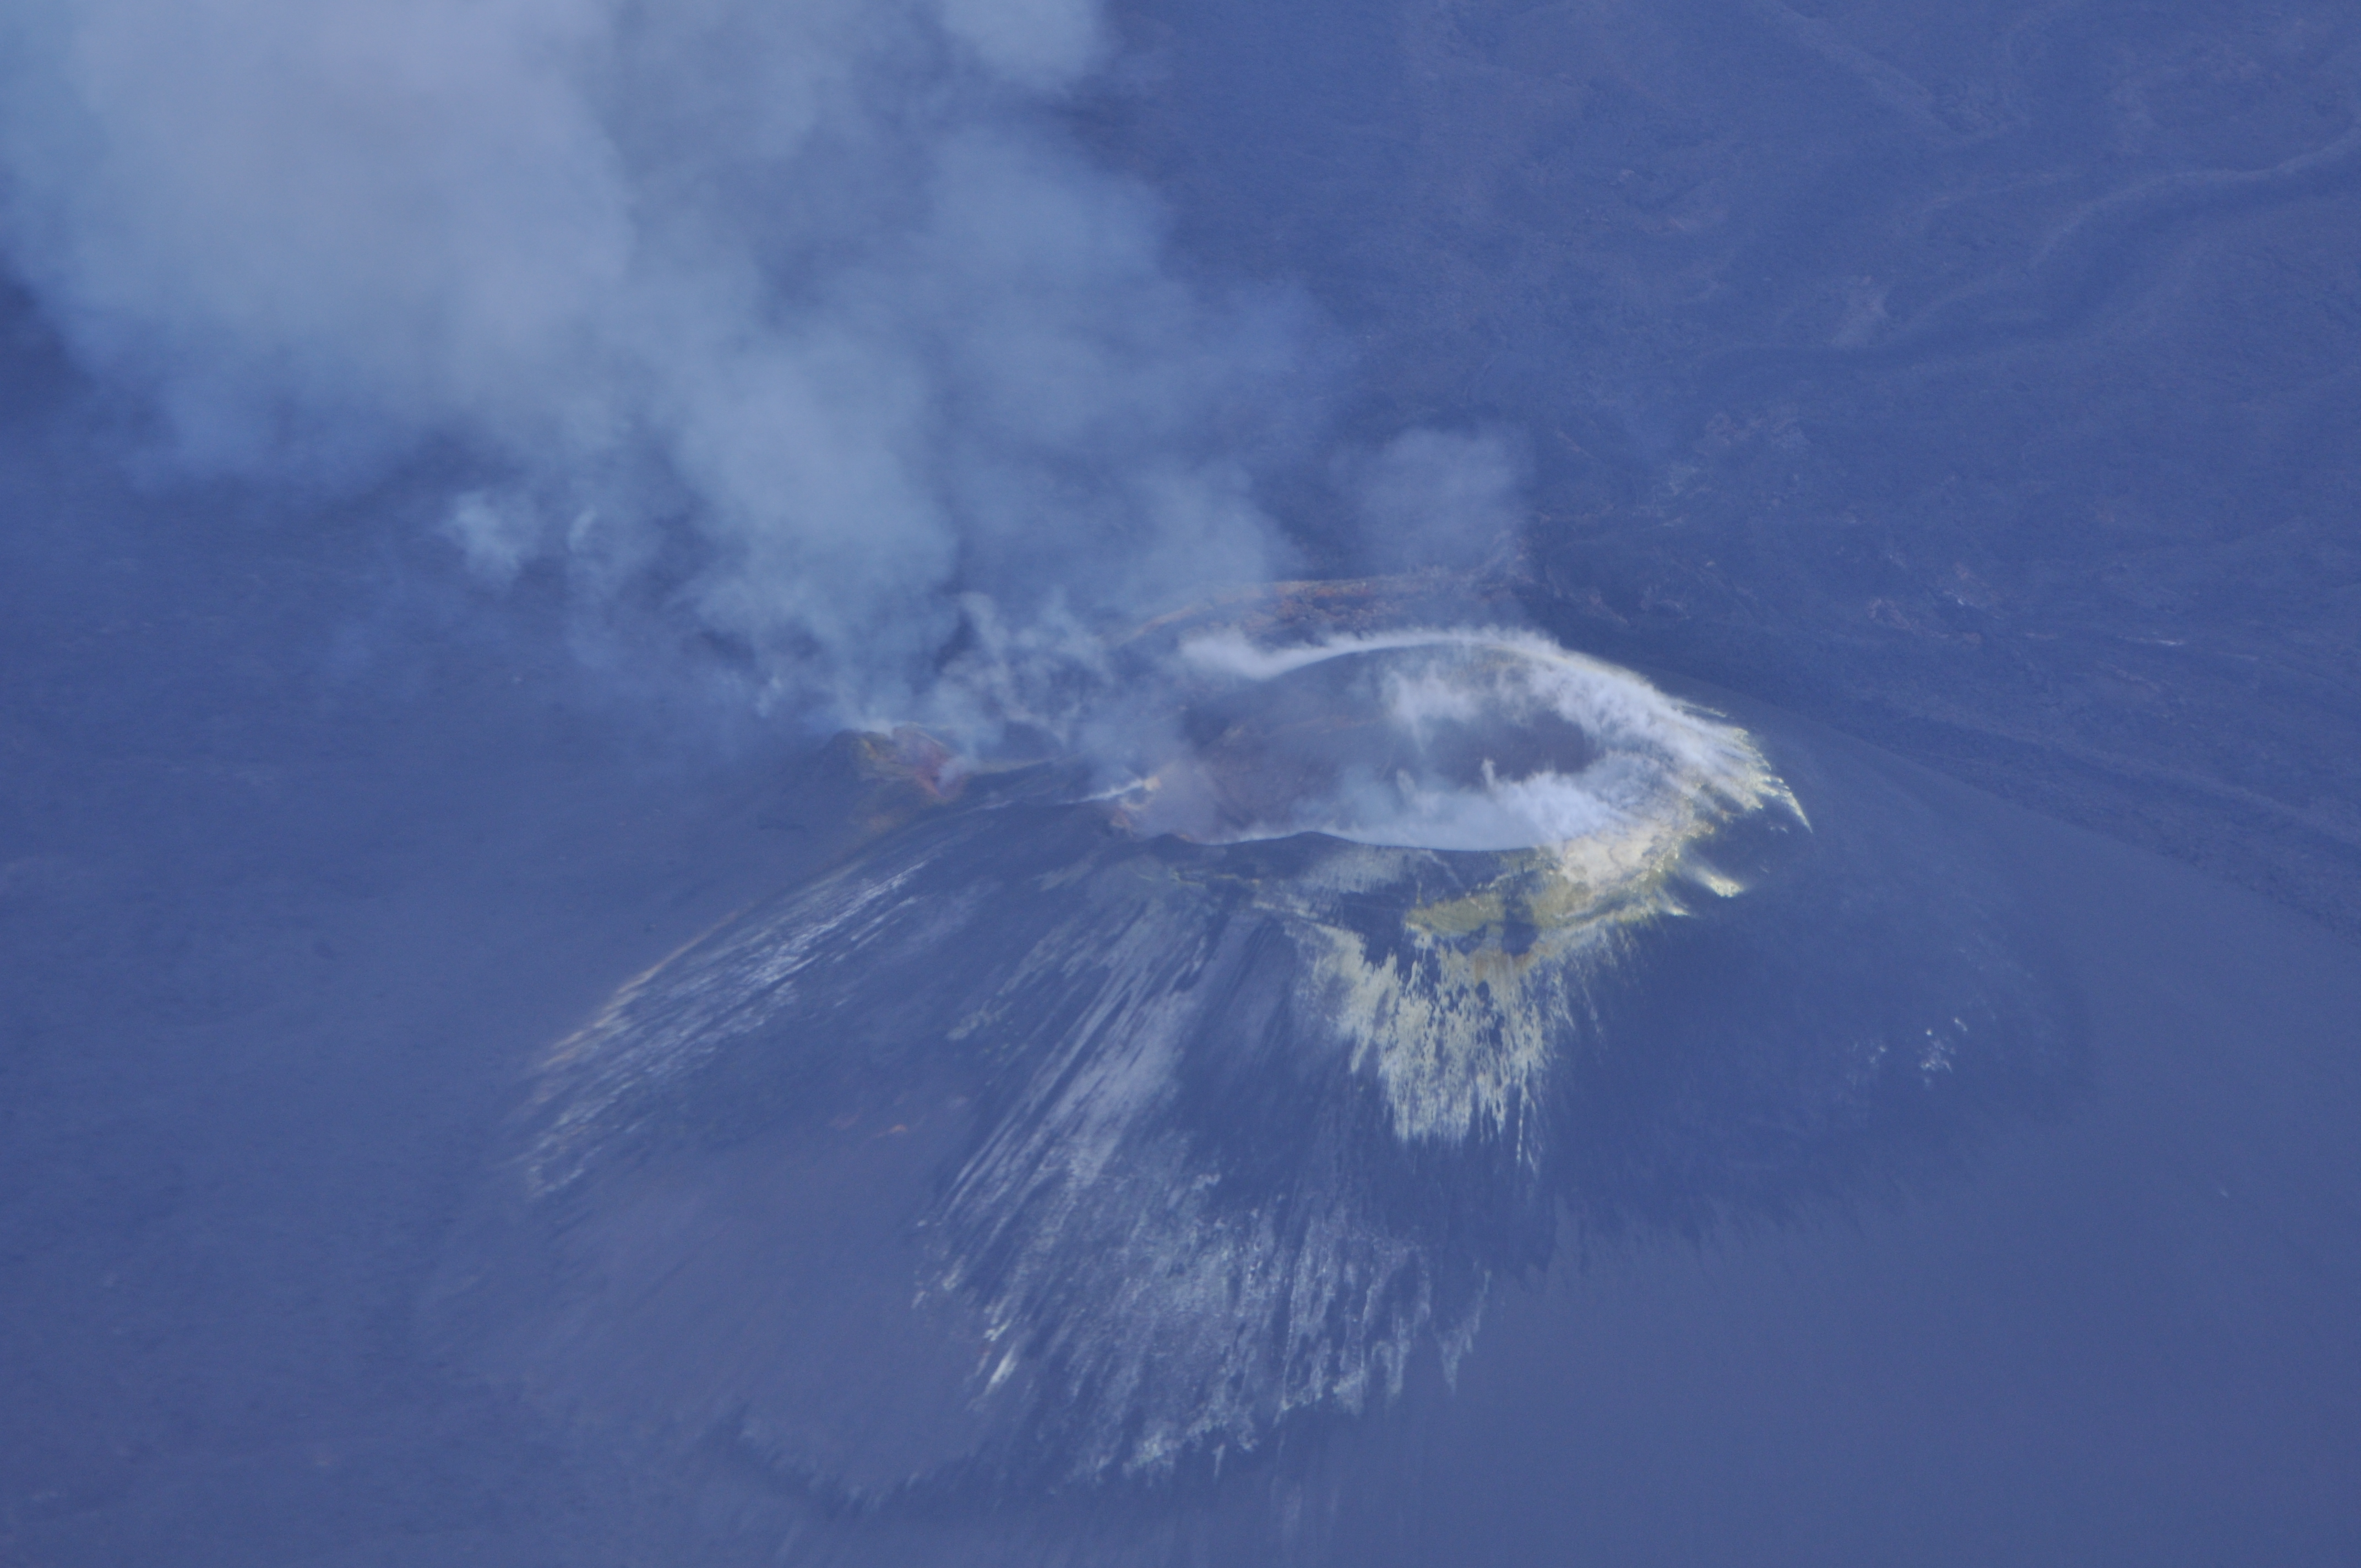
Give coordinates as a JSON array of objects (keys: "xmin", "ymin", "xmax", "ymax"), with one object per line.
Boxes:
[{"xmin": 1120, "ymin": 629, "xmax": 1796, "ymax": 853}]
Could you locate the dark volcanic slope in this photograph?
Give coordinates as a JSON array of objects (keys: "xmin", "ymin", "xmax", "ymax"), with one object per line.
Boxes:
[{"xmin": 442, "ymin": 696, "xmax": 2077, "ymax": 1503}]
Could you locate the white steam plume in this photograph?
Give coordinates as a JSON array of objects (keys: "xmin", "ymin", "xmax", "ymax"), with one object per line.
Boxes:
[{"xmin": 0, "ymin": 0, "xmax": 1342, "ymax": 734}]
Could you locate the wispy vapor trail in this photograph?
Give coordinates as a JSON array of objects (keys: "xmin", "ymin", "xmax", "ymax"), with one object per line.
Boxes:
[{"xmin": 0, "ymin": 0, "xmax": 1335, "ymax": 733}]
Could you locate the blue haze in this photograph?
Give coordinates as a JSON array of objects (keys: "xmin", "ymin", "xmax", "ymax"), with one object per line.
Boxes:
[{"xmin": 2, "ymin": 1, "xmax": 2359, "ymax": 1563}]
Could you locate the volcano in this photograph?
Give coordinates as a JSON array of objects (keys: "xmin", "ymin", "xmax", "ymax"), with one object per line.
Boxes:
[{"xmin": 435, "ymin": 613, "xmax": 2079, "ymax": 1502}]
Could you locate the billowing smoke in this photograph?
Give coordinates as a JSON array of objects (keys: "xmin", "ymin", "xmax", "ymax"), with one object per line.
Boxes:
[{"xmin": 0, "ymin": 0, "xmax": 1469, "ymax": 739}]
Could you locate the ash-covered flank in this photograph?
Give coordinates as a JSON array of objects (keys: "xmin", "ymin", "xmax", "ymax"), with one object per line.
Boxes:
[{"xmin": 437, "ymin": 618, "xmax": 2080, "ymax": 1504}]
